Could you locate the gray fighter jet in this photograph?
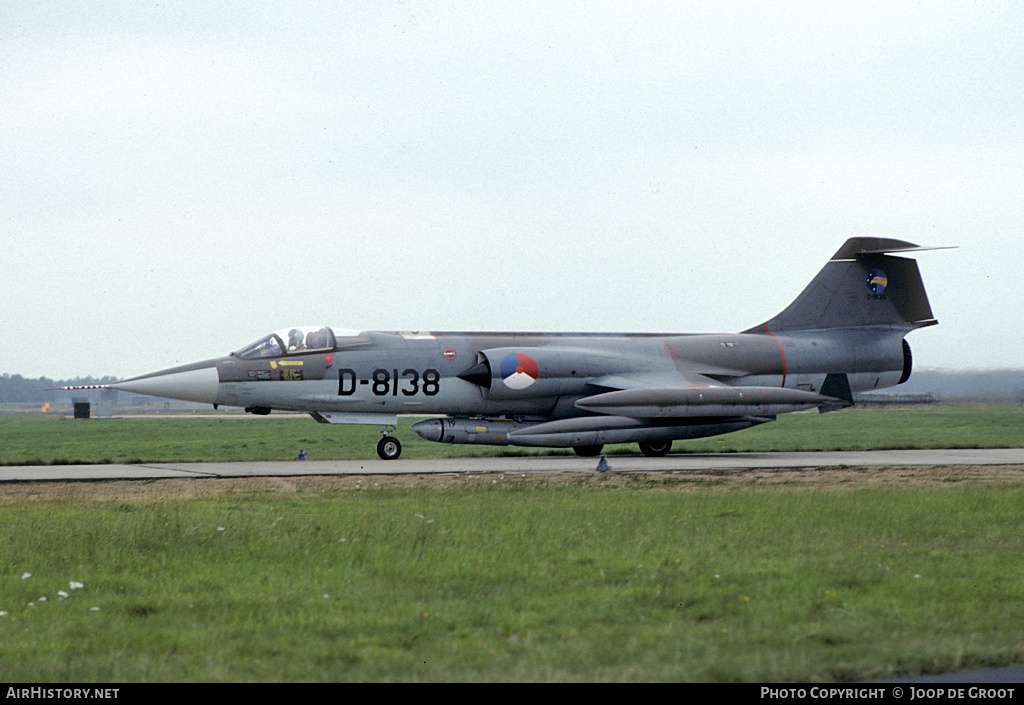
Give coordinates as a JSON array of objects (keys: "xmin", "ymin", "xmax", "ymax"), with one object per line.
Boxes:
[{"xmin": 99, "ymin": 238, "xmax": 943, "ymax": 460}]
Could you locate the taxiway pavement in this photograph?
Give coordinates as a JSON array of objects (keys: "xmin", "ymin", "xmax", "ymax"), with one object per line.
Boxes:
[{"xmin": 3, "ymin": 448, "xmax": 1023, "ymax": 483}]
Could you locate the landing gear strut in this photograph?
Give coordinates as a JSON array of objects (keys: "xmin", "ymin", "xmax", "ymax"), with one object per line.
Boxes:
[{"xmin": 377, "ymin": 425, "xmax": 402, "ymax": 460}]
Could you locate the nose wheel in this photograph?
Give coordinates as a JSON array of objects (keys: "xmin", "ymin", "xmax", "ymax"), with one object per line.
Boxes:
[{"xmin": 377, "ymin": 433, "xmax": 402, "ymax": 460}]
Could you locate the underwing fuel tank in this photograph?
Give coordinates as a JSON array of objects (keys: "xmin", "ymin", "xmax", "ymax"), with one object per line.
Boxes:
[
  {"xmin": 506, "ymin": 416, "xmax": 772, "ymax": 448},
  {"xmin": 410, "ymin": 415, "xmax": 773, "ymax": 448},
  {"xmin": 410, "ymin": 418, "xmax": 522, "ymax": 445}
]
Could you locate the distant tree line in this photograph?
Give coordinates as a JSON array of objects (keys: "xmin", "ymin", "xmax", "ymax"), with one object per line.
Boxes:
[
  {"xmin": 0, "ymin": 374, "xmax": 118, "ymax": 404},
  {"xmin": 889, "ymin": 369, "xmax": 1024, "ymax": 403}
]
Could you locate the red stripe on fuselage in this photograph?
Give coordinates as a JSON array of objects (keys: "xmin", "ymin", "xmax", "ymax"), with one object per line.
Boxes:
[{"xmin": 764, "ymin": 323, "xmax": 787, "ymax": 388}]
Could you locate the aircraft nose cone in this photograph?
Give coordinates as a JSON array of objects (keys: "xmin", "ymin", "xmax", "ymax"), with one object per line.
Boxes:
[
  {"xmin": 110, "ymin": 364, "xmax": 220, "ymax": 406},
  {"xmin": 410, "ymin": 419, "xmax": 443, "ymax": 442}
]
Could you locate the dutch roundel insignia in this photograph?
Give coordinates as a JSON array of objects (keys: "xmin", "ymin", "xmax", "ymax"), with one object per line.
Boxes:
[{"xmin": 500, "ymin": 353, "xmax": 539, "ymax": 390}]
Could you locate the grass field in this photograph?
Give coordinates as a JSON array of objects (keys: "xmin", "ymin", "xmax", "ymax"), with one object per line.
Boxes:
[
  {"xmin": 1, "ymin": 405, "xmax": 1023, "ymax": 682},
  {"xmin": 1, "ymin": 403, "xmax": 1022, "ymax": 465}
]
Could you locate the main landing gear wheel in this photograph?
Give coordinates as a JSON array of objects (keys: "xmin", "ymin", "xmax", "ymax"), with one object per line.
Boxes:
[
  {"xmin": 573, "ymin": 445, "xmax": 604, "ymax": 457},
  {"xmin": 638, "ymin": 440, "xmax": 672, "ymax": 457},
  {"xmin": 377, "ymin": 436, "xmax": 402, "ymax": 460}
]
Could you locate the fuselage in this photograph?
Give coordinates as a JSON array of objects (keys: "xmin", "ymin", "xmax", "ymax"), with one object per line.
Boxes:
[{"xmin": 112, "ymin": 325, "xmax": 909, "ymax": 420}]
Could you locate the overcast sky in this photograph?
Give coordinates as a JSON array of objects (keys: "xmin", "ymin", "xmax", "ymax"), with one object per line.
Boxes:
[{"xmin": 4, "ymin": 1, "xmax": 1022, "ymax": 379}]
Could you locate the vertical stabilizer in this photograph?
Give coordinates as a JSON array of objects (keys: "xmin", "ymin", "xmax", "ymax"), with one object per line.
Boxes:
[{"xmin": 745, "ymin": 238, "xmax": 939, "ymax": 333}]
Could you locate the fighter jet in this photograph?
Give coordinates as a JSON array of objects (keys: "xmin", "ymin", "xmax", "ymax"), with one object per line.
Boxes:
[{"xmin": 96, "ymin": 238, "xmax": 943, "ymax": 460}]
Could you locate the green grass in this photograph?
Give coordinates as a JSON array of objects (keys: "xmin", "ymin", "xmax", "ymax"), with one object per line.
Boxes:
[
  {"xmin": 1, "ymin": 404, "xmax": 1021, "ymax": 465},
  {"xmin": 2, "ymin": 405, "xmax": 1023, "ymax": 681},
  {"xmin": 2, "ymin": 480, "xmax": 1024, "ymax": 681}
]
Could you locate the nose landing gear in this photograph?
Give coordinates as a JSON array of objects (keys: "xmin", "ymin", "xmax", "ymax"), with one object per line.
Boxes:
[{"xmin": 377, "ymin": 426, "xmax": 402, "ymax": 460}]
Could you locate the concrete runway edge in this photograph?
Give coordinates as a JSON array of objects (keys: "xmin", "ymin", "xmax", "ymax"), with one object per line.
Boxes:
[{"xmin": 3, "ymin": 448, "xmax": 1024, "ymax": 483}]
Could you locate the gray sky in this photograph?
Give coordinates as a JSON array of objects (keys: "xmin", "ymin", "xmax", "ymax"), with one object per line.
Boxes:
[{"xmin": 4, "ymin": 1, "xmax": 1022, "ymax": 379}]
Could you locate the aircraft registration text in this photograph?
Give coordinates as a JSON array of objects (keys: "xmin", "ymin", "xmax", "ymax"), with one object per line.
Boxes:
[{"xmin": 338, "ymin": 368, "xmax": 441, "ymax": 396}]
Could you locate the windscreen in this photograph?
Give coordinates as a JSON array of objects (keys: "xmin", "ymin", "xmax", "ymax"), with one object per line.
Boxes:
[{"xmin": 234, "ymin": 327, "xmax": 336, "ymax": 359}]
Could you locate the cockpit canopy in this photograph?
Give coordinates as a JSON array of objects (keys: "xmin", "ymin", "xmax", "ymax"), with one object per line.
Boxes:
[{"xmin": 234, "ymin": 326, "xmax": 363, "ymax": 359}]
